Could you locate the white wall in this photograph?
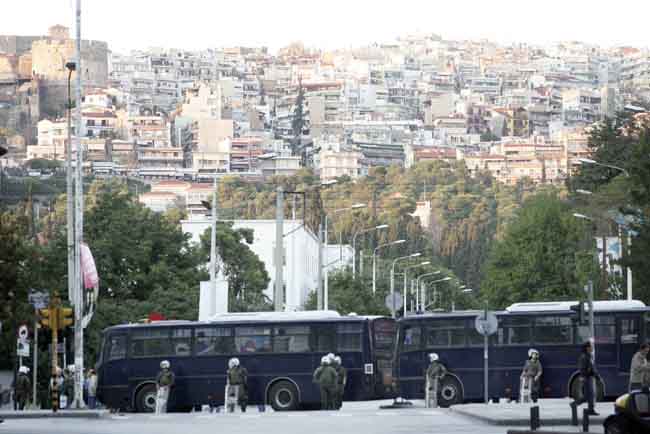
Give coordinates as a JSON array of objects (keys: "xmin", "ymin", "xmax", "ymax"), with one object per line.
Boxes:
[{"xmin": 182, "ymin": 219, "xmax": 353, "ymax": 311}]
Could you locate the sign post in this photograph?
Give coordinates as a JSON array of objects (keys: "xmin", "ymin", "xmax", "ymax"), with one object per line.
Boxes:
[{"xmin": 475, "ymin": 308, "xmax": 498, "ymax": 404}]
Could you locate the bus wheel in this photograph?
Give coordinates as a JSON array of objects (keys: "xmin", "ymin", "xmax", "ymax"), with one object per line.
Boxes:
[
  {"xmin": 438, "ymin": 377, "xmax": 463, "ymax": 408},
  {"xmin": 135, "ymin": 384, "xmax": 157, "ymax": 413},
  {"xmin": 569, "ymin": 377, "xmax": 605, "ymax": 402},
  {"xmin": 268, "ymin": 381, "xmax": 299, "ymax": 411}
]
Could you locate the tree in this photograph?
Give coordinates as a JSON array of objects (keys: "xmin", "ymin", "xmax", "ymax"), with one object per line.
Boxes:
[
  {"xmin": 35, "ymin": 180, "xmax": 208, "ymax": 364},
  {"xmin": 199, "ymin": 222, "xmax": 271, "ymax": 312},
  {"xmin": 0, "ymin": 209, "xmax": 38, "ymax": 369},
  {"xmin": 482, "ymin": 193, "xmax": 600, "ymax": 308},
  {"xmin": 303, "ymin": 271, "xmax": 389, "ymax": 315}
]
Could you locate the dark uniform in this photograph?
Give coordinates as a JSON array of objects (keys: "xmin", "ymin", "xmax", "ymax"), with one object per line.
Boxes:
[
  {"xmin": 155, "ymin": 366, "xmax": 175, "ymax": 414},
  {"xmin": 425, "ymin": 360, "xmax": 447, "ymax": 406},
  {"xmin": 572, "ymin": 344, "xmax": 598, "ymax": 415},
  {"xmin": 15, "ymin": 372, "xmax": 31, "ymax": 410},
  {"xmin": 334, "ymin": 362, "xmax": 347, "ymax": 410},
  {"xmin": 521, "ymin": 358, "xmax": 542, "ymax": 402},
  {"xmin": 227, "ymin": 365, "xmax": 249, "ymax": 412},
  {"xmin": 314, "ymin": 363, "xmax": 338, "ymax": 410}
]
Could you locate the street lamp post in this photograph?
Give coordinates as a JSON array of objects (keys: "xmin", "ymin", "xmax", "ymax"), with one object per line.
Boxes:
[
  {"xmin": 415, "ymin": 271, "xmax": 441, "ymax": 311},
  {"xmin": 578, "ymin": 158, "xmax": 630, "ymax": 178},
  {"xmin": 402, "ymin": 262, "xmax": 430, "ymax": 316},
  {"xmin": 390, "ymin": 253, "xmax": 421, "ymax": 318},
  {"xmin": 451, "ymin": 286, "xmax": 473, "ymax": 311},
  {"xmin": 352, "ymin": 224, "xmax": 388, "ymax": 278},
  {"xmin": 373, "ymin": 239, "xmax": 406, "ymax": 294},
  {"xmin": 422, "ymin": 277, "xmax": 452, "ymax": 310},
  {"xmin": 573, "ymin": 211, "xmax": 632, "ymax": 300},
  {"xmin": 324, "ymin": 203, "xmax": 366, "ymax": 309}
]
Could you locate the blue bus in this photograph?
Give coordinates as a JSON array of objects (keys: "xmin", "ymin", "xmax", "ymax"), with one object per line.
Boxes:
[
  {"xmin": 396, "ymin": 300, "xmax": 650, "ymax": 406},
  {"xmin": 97, "ymin": 311, "xmax": 396, "ymax": 412}
]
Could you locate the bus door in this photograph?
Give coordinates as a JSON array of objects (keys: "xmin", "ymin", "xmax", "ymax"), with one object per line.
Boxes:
[
  {"xmin": 97, "ymin": 331, "xmax": 130, "ymax": 409},
  {"xmin": 372, "ymin": 319, "xmax": 397, "ymax": 397},
  {"xmin": 617, "ymin": 315, "xmax": 641, "ymax": 373}
]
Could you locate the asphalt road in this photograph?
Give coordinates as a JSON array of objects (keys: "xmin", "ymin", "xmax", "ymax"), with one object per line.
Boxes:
[{"xmin": 0, "ymin": 400, "xmax": 604, "ymax": 434}]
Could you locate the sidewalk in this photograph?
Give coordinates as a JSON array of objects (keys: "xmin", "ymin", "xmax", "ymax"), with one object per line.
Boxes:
[
  {"xmin": 450, "ymin": 398, "xmax": 607, "ymax": 427},
  {"xmin": 0, "ymin": 409, "xmax": 108, "ymax": 419}
]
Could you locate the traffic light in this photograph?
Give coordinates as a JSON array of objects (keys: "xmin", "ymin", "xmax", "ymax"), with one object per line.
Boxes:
[
  {"xmin": 570, "ymin": 302, "xmax": 587, "ymax": 325},
  {"xmin": 39, "ymin": 308, "xmax": 58, "ymax": 330},
  {"xmin": 58, "ymin": 307, "xmax": 74, "ymax": 328}
]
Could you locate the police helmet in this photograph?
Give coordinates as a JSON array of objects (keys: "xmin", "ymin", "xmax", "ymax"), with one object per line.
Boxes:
[
  {"xmin": 429, "ymin": 353, "xmax": 439, "ymax": 362},
  {"xmin": 19, "ymin": 366, "xmax": 28, "ymax": 374},
  {"xmin": 160, "ymin": 360, "xmax": 171, "ymax": 369},
  {"xmin": 321, "ymin": 356, "xmax": 330, "ymax": 365},
  {"xmin": 334, "ymin": 356, "xmax": 342, "ymax": 365},
  {"xmin": 229, "ymin": 358, "xmax": 240, "ymax": 369},
  {"xmin": 528, "ymin": 348, "xmax": 539, "ymax": 358}
]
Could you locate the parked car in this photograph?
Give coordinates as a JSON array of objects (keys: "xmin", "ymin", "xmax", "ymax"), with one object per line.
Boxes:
[{"xmin": 603, "ymin": 388, "xmax": 650, "ymax": 434}]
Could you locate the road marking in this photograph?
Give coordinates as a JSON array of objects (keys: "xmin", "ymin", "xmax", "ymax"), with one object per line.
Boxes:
[
  {"xmin": 240, "ymin": 414, "xmax": 262, "ymax": 418},
  {"xmin": 331, "ymin": 413, "xmax": 353, "ymax": 417},
  {"xmin": 111, "ymin": 415, "xmax": 132, "ymax": 420}
]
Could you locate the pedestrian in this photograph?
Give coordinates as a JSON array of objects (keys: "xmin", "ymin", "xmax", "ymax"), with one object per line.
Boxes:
[
  {"xmin": 226, "ymin": 358, "xmax": 248, "ymax": 412},
  {"xmin": 87, "ymin": 369, "xmax": 98, "ymax": 410},
  {"xmin": 520, "ymin": 348, "xmax": 542, "ymax": 403},
  {"xmin": 15, "ymin": 366, "xmax": 31, "ymax": 411},
  {"xmin": 62, "ymin": 367, "xmax": 75, "ymax": 409},
  {"xmin": 333, "ymin": 355, "xmax": 347, "ymax": 410},
  {"xmin": 629, "ymin": 343, "xmax": 650, "ymax": 391},
  {"xmin": 313, "ymin": 356, "xmax": 338, "ymax": 410},
  {"xmin": 155, "ymin": 360, "xmax": 175, "ymax": 414},
  {"xmin": 571, "ymin": 341, "xmax": 599, "ymax": 416},
  {"xmin": 425, "ymin": 353, "xmax": 447, "ymax": 408}
]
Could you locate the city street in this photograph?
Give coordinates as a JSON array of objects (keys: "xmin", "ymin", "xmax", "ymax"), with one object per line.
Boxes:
[{"xmin": 0, "ymin": 401, "xmax": 604, "ymax": 434}]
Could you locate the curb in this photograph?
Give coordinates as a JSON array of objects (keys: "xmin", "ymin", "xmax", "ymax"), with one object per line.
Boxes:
[
  {"xmin": 507, "ymin": 431, "xmax": 600, "ymax": 434},
  {"xmin": 450, "ymin": 407, "xmax": 605, "ymax": 427},
  {"xmin": 0, "ymin": 410, "xmax": 108, "ymax": 420}
]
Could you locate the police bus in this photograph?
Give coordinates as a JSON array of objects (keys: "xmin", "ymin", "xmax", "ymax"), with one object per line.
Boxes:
[
  {"xmin": 97, "ymin": 311, "xmax": 396, "ymax": 412},
  {"xmin": 396, "ymin": 300, "xmax": 650, "ymax": 406}
]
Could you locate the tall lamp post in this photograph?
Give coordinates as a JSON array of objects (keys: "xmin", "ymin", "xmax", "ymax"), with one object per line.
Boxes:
[
  {"xmin": 373, "ymin": 239, "xmax": 406, "ymax": 294},
  {"xmin": 390, "ymin": 253, "xmax": 421, "ymax": 318},
  {"xmin": 577, "ymin": 158, "xmax": 630, "ymax": 178},
  {"xmin": 415, "ymin": 271, "xmax": 441, "ymax": 311},
  {"xmin": 324, "ymin": 203, "xmax": 366, "ymax": 309},
  {"xmin": 352, "ymin": 224, "xmax": 388, "ymax": 278},
  {"xmin": 423, "ymin": 277, "xmax": 452, "ymax": 310},
  {"xmin": 402, "ymin": 262, "xmax": 430, "ymax": 316}
]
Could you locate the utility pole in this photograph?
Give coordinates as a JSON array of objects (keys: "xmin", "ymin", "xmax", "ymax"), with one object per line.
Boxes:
[
  {"xmin": 72, "ymin": 0, "xmax": 86, "ymax": 409},
  {"xmin": 209, "ymin": 176, "xmax": 218, "ymax": 316},
  {"xmin": 66, "ymin": 62, "xmax": 75, "ymax": 307},
  {"xmin": 274, "ymin": 187, "xmax": 284, "ymax": 311},
  {"xmin": 317, "ymin": 222, "xmax": 323, "ymax": 310}
]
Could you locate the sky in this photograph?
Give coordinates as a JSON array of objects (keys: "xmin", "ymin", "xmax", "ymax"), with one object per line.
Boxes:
[{"xmin": 1, "ymin": 0, "xmax": 649, "ymax": 54}]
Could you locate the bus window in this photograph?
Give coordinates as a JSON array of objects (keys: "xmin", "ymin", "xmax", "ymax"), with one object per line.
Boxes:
[
  {"xmin": 194, "ymin": 327, "xmax": 234, "ymax": 355},
  {"xmin": 312, "ymin": 324, "xmax": 336, "ymax": 352},
  {"xmin": 171, "ymin": 329, "xmax": 192, "ymax": 356},
  {"xmin": 106, "ymin": 334, "xmax": 127, "ymax": 361},
  {"xmin": 273, "ymin": 325, "xmax": 310, "ymax": 353},
  {"xmin": 401, "ymin": 325, "xmax": 421, "ymax": 352},
  {"xmin": 620, "ymin": 318, "xmax": 639, "ymax": 344},
  {"xmin": 594, "ymin": 316, "xmax": 615, "ymax": 344},
  {"xmin": 423, "ymin": 320, "xmax": 465, "ymax": 348},
  {"xmin": 501, "ymin": 317, "xmax": 531, "ymax": 345},
  {"xmin": 130, "ymin": 329, "xmax": 171, "ymax": 358},
  {"xmin": 534, "ymin": 316, "xmax": 572, "ymax": 344},
  {"xmin": 337, "ymin": 323, "xmax": 363, "ymax": 352},
  {"xmin": 235, "ymin": 326, "xmax": 272, "ymax": 353}
]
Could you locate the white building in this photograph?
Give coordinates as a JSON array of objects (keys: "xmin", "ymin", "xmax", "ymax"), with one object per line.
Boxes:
[{"xmin": 181, "ymin": 219, "xmax": 352, "ymax": 311}]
